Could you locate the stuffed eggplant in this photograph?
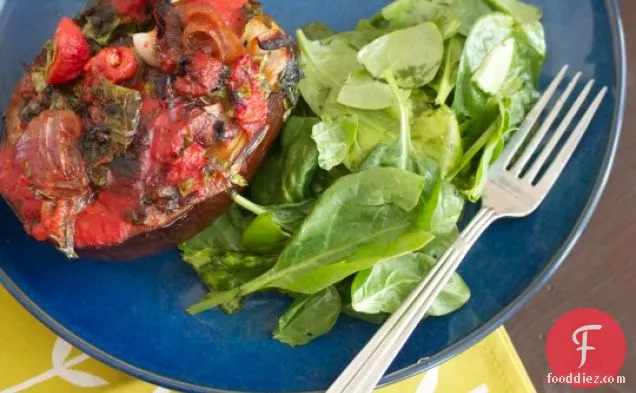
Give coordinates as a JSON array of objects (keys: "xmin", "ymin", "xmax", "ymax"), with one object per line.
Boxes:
[{"xmin": 0, "ymin": 0, "xmax": 300, "ymax": 259}]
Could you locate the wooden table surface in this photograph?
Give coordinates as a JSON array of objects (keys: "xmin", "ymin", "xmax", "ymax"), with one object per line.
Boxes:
[{"xmin": 507, "ymin": 1, "xmax": 636, "ymax": 391}]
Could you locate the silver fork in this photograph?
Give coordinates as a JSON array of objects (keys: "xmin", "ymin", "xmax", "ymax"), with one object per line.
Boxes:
[{"xmin": 326, "ymin": 65, "xmax": 608, "ymax": 393}]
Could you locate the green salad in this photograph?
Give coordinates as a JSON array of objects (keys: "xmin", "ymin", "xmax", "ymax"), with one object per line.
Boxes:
[{"xmin": 180, "ymin": 0, "xmax": 546, "ymax": 347}]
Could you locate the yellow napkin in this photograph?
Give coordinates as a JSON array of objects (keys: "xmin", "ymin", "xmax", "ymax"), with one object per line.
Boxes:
[{"xmin": 0, "ymin": 287, "xmax": 535, "ymax": 393}]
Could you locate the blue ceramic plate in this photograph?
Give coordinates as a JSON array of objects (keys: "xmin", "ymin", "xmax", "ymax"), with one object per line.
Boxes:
[{"xmin": 0, "ymin": 1, "xmax": 626, "ymax": 392}]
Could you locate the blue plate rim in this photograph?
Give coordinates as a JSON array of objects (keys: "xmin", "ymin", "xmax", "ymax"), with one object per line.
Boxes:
[{"xmin": 0, "ymin": 1, "xmax": 627, "ymax": 392}]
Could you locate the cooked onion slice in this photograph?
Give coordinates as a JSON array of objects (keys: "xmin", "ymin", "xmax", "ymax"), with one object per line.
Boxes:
[
  {"xmin": 14, "ymin": 110, "xmax": 89, "ymax": 198},
  {"xmin": 133, "ymin": 29, "xmax": 160, "ymax": 67}
]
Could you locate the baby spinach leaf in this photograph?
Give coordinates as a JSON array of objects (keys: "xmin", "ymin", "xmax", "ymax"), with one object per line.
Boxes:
[
  {"xmin": 241, "ymin": 212, "xmax": 290, "ymax": 254},
  {"xmin": 411, "ymin": 105, "xmax": 463, "ymax": 175},
  {"xmin": 339, "ymin": 20, "xmax": 389, "ymax": 50},
  {"xmin": 297, "ymin": 30, "xmax": 363, "ymax": 115},
  {"xmin": 350, "ymin": 251, "xmax": 470, "ymax": 316},
  {"xmin": 250, "ymin": 155, "xmax": 285, "ymax": 206},
  {"xmin": 277, "ymin": 230, "xmax": 434, "ymax": 294},
  {"xmin": 273, "ymin": 287, "xmax": 341, "ymax": 346},
  {"xmin": 384, "ymin": 70, "xmax": 413, "ymax": 171},
  {"xmin": 418, "ymin": 179, "xmax": 464, "ymax": 234},
  {"xmin": 377, "ymin": 0, "xmax": 447, "ymax": 29},
  {"xmin": 487, "ymin": 0, "xmax": 542, "ymax": 24},
  {"xmin": 453, "ymin": 13, "xmax": 545, "ymax": 129},
  {"xmin": 179, "ymin": 205, "xmax": 249, "ymax": 253},
  {"xmin": 453, "ymin": 13, "xmax": 515, "ymax": 120},
  {"xmin": 310, "ymin": 166, "xmax": 351, "ymax": 198},
  {"xmin": 312, "ymin": 114, "xmax": 360, "ymax": 170},
  {"xmin": 240, "ymin": 200, "xmax": 316, "ymax": 254},
  {"xmin": 430, "ymin": 36, "xmax": 465, "ymax": 105},
  {"xmin": 337, "ymin": 71, "xmax": 394, "ymax": 110},
  {"xmin": 269, "ymin": 201, "xmax": 317, "ymax": 234},
  {"xmin": 280, "ymin": 117, "xmax": 321, "ymax": 202},
  {"xmin": 250, "ymin": 117, "xmax": 320, "ymax": 205},
  {"xmin": 472, "ymin": 38, "xmax": 516, "ymax": 95},
  {"xmin": 374, "ymin": 0, "xmax": 460, "ymax": 39},
  {"xmin": 359, "ymin": 141, "xmax": 439, "ymax": 181},
  {"xmin": 301, "ymin": 22, "xmax": 335, "ymax": 40},
  {"xmin": 187, "ymin": 167, "xmax": 429, "ymax": 314},
  {"xmin": 457, "ymin": 99, "xmax": 512, "ymax": 201},
  {"xmin": 450, "ymin": 0, "xmax": 494, "ymax": 35},
  {"xmin": 185, "ymin": 250, "xmax": 278, "ymax": 313},
  {"xmin": 337, "ymin": 279, "xmax": 389, "ymax": 324},
  {"xmin": 358, "ymin": 22, "xmax": 444, "ymax": 88}
]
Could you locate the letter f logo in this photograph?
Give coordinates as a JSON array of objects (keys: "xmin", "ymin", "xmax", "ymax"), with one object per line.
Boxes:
[{"xmin": 572, "ymin": 324, "xmax": 603, "ymax": 368}]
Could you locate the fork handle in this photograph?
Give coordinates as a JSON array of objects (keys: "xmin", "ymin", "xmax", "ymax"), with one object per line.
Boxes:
[{"xmin": 327, "ymin": 207, "xmax": 499, "ymax": 393}]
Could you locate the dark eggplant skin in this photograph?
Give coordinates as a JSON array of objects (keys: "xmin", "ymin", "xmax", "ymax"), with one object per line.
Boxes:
[{"xmin": 2, "ymin": 2, "xmax": 299, "ymax": 260}]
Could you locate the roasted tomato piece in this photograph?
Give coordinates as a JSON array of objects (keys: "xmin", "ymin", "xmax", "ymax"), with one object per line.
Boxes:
[
  {"xmin": 228, "ymin": 55, "xmax": 269, "ymax": 135},
  {"xmin": 14, "ymin": 110, "xmax": 89, "ymax": 198},
  {"xmin": 178, "ymin": 0, "xmax": 244, "ymax": 64},
  {"xmin": 0, "ymin": 148, "xmax": 43, "ymax": 227},
  {"xmin": 174, "ymin": 52, "xmax": 227, "ymax": 97},
  {"xmin": 74, "ymin": 190, "xmax": 139, "ymax": 248},
  {"xmin": 166, "ymin": 142, "xmax": 208, "ymax": 196},
  {"xmin": 203, "ymin": 0, "xmax": 249, "ymax": 34},
  {"xmin": 111, "ymin": 0, "xmax": 148, "ymax": 21},
  {"xmin": 85, "ymin": 47, "xmax": 139, "ymax": 84},
  {"xmin": 47, "ymin": 17, "xmax": 91, "ymax": 85},
  {"xmin": 148, "ymin": 106, "xmax": 191, "ymax": 164}
]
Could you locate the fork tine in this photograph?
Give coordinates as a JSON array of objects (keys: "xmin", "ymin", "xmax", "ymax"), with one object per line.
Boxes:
[
  {"xmin": 537, "ymin": 87, "xmax": 608, "ymax": 192},
  {"xmin": 525, "ymin": 79, "xmax": 595, "ymax": 182},
  {"xmin": 499, "ymin": 65, "xmax": 569, "ymax": 168},
  {"xmin": 512, "ymin": 72, "xmax": 582, "ymax": 175}
]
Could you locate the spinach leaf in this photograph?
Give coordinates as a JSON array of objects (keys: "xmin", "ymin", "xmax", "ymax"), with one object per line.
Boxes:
[
  {"xmin": 472, "ymin": 38, "xmax": 516, "ymax": 95},
  {"xmin": 297, "ymin": 30, "xmax": 363, "ymax": 115},
  {"xmin": 453, "ymin": 13, "xmax": 545, "ymax": 129},
  {"xmin": 310, "ymin": 166, "xmax": 351, "ymax": 198},
  {"xmin": 241, "ymin": 212, "xmax": 290, "ymax": 254},
  {"xmin": 273, "ymin": 287, "xmax": 341, "ymax": 346},
  {"xmin": 487, "ymin": 0, "xmax": 542, "ymax": 24},
  {"xmin": 374, "ymin": 0, "xmax": 460, "ymax": 39},
  {"xmin": 411, "ymin": 105, "xmax": 463, "ymax": 175},
  {"xmin": 250, "ymin": 117, "xmax": 320, "ymax": 205},
  {"xmin": 184, "ymin": 251, "xmax": 277, "ymax": 313},
  {"xmin": 337, "ymin": 279, "xmax": 389, "ymax": 324},
  {"xmin": 301, "ymin": 22, "xmax": 335, "ymax": 40},
  {"xmin": 279, "ymin": 117, "xmax": 321, "ymax": 202},
  {"xmin": 384, "ymin": 70, "xmax": 413, "ymax": 171},
  {"xmin": 269, "ymin": 201, "xmax": 317, "ymax": 234},
  {"xmin": 187, "ymin": 167, "xmax": 429, "ymax": 313},
  {"xmin": 314, "ymin": 89, "xmax": 402, "ymax": 172},
  {"xmin": 276, "ymin": 230, "xmax": 434, "ymax": 294},
  {"xmin": 376, "ymin": 0, "xmax": 448, "ymax": 29},
  {"xmin": 357, "ymin": 78, "xmax": 443, "ymax": 180},
  {"xmin": 179, "ymin": 205, "xmax": 249, "ymax": 253},
  {"xmin": 359, "ymin": 141, "xmax": 438, "ymax": 181},
  {"xmin": 418, "ymin": 179, "xmax": 464, "ymax": 234},
  {"xmin": 450, "ymin": 0, "xmax": 494, "ymax": 35},
  {"xmin": 430, "ymin": 36, "xmax": 464, "ymax": 105},
  {"xmin": 338, "ymin": 71, "xmax": 394, "ymax": 110},
  {"xmin": 234, "ymin": 197, "xmax": 315, "ymax": 253},
  {"xmin": 452, "ymin": 13, "xmax": 515, "ymax": 121},
  {"xmin": 312, "ymin": 114, "xmax": 360, "ymax": 171},
  {"xmin": 339, "ymin": 20, "xmax": 389, "ymax": 50},
  {"xmin": 350, "ymin": 250, "xmax": 470, "ymax": 316},
  {"xmin": 457, "ymin": 99, "xmax": 512, "ymax": 201},
  {"xmin": 250, "ymin": 155, "xmax": 285, "ymax": 206},
  {"xmin": 358, "ymin": 22, "xmax": 444, "ymax": 88}
]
